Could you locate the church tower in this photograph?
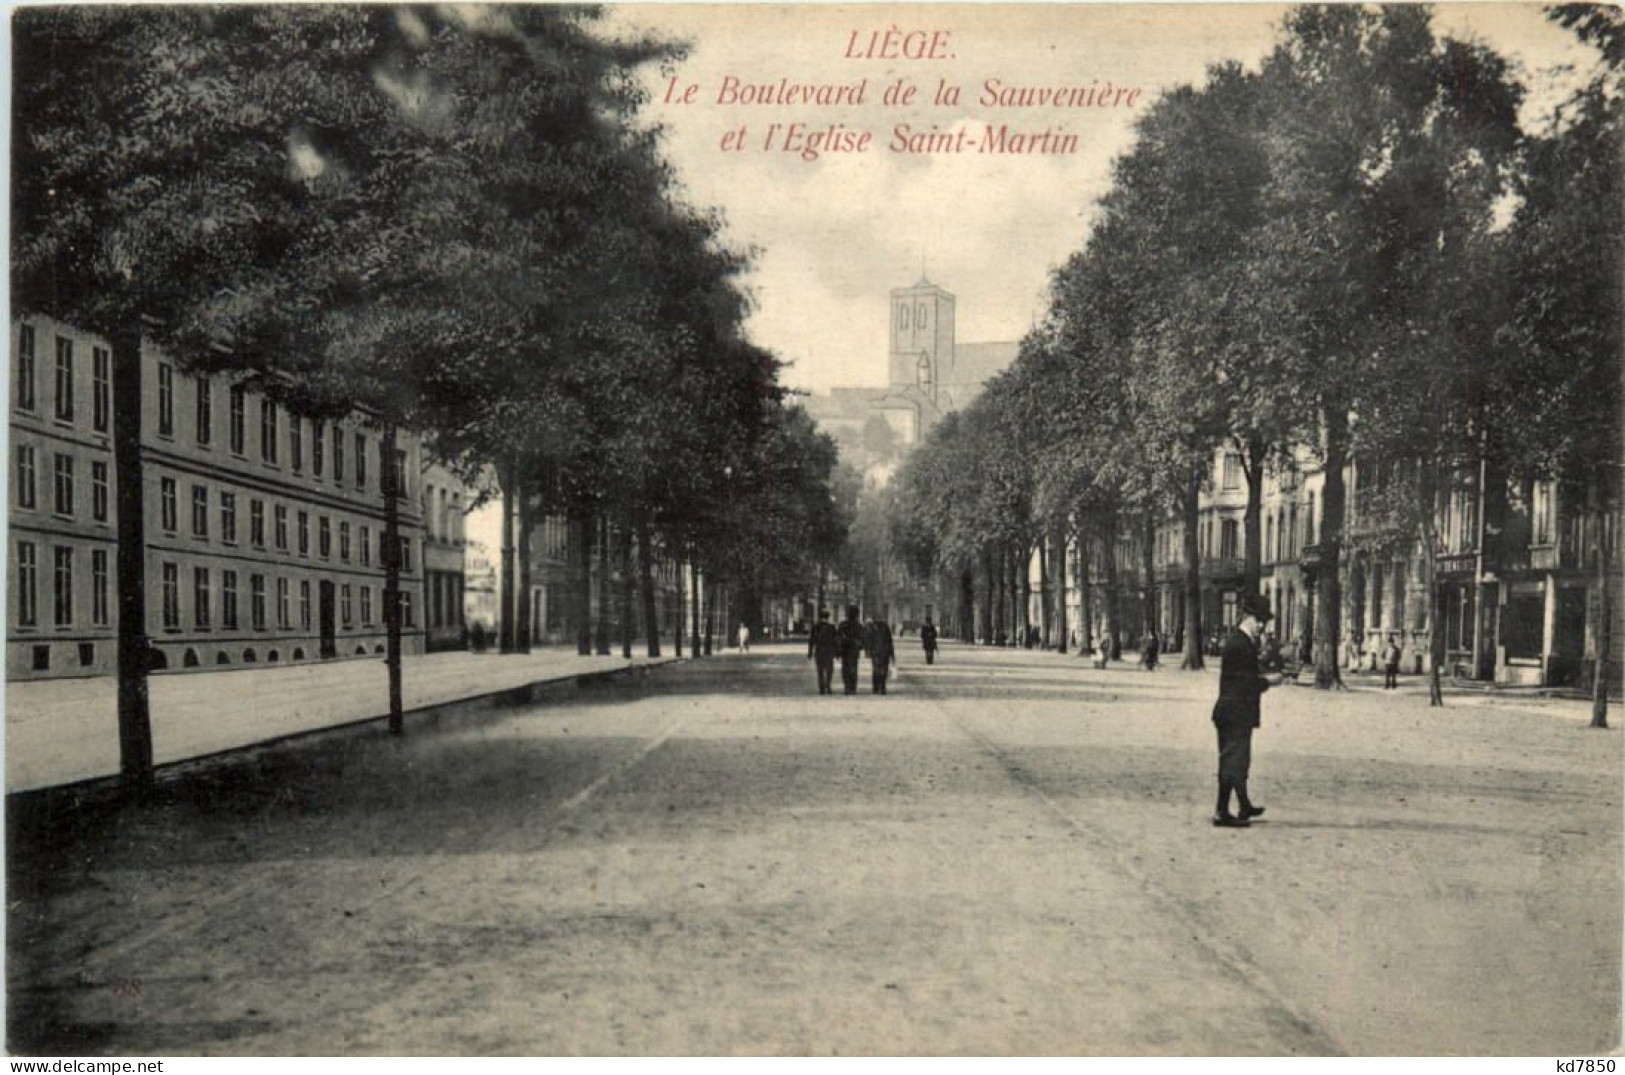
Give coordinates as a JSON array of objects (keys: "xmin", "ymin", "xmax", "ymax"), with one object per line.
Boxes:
[{"xmin": 888, "ymin": 278, "xmax": 955, "ymax": 403}]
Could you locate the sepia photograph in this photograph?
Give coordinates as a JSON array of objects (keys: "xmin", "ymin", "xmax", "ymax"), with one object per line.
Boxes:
[{"xmin": 5, "ymin": 0, "xmax": 1622, "ymax": 1057}]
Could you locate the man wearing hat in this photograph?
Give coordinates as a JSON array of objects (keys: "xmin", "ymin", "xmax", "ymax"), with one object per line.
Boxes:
[
  {"xmin": 1211, "ymin": 592, "xmax": 1280, "ymax": 828},
  {"xmin": 807, "ymin": 608, "xmax": 839, "ymax": 695},
  {"xmin": 836, "ymin": 605, "xmax": 866, "ymax": 695}
]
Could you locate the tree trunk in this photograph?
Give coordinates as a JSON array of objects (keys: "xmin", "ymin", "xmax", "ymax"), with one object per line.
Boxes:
[
  {"xmin": 515, "ymin": 481, "xmax": 534, "ymax": 653},
  {"xmin": 1078, "ymin": 530, "xmax": 1093, "ymax": 656},
  {"xmin": 1243, "ymin": 435, "xmax": 1265, "ymax": 599},
  {"xmin": 1593, "ymin": 488, "xmax": 1613, "ymax": 728},
  {"xmin": 1102, "ymin": 507, "xmax": 1121, "ymax": 660},
  {"xmin": 959, "ymin": 566, "xmax": 976, "ymax": 644},
  {"xmin": 573, "ymin": 509, "xmax": 592, "ymax": 655},
  {"xmin": 1415, "ymin": 459, "xmax": 1446, "ymax": 706},
  {"xmin": 1141, "ymin": 512, "xmax": 1158, "ymax": 643},
  {"xmin": 619, "ymin": 524, "xmax": 634, "ymax": 659},
  {"xmin": 1018, "ymin": 542, "xmax": 1032, "ymax": 644},
  {"xmin": 498, "ymin": 459, "xmax": 516, "ymax": 654},
  {"xmin": 988, "ymin": 552, "xmax": 1001, "ymax": 643},
  {"xmin": 673, "ymin": 555, "xmax": 686, "ymax": 658},
  {"xmin": 1315, "ymin": 406, "xmax": 1348, "ymax": 690},
  {"xmin": 383, "ymin": 424, "xmax": 404, "ymax": 736},
  {"xmin": 980, "ymin": 549, "xmax": 995, "ymax": 644},
  {"xmin": 1182, "ymin": 471, "xmax": 1204, "ymax": 671},
  {"xmin": 691, "ymin": 566, "xmax": 703, "ymax": 658},
  {"xmin": 594, "ymin": 514, "xmax": 611, "ymax": 655},
  {"xmin": 1053, "ymin": 522, "xmax": 1069, "ymax": 653},
  {"xmin": 637, "ymin": 519, "xmax": 660, "ymax": 657},
  {"xmin": 1038, "ymin": 536, "xmax": 1052, "ymax": 647},
  {"xmin": 111, "ymin": 327, "xmax": 153, "ymax": 791}
]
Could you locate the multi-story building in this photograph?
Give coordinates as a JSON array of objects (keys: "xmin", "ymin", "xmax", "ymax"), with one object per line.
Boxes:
[
  {"xmin": 9, "ymin": 315, "xmax": 439, "ymax": 679},
  {"xmin": 421, "ymin": 461, "xmax": 468, "ymax": 652}
]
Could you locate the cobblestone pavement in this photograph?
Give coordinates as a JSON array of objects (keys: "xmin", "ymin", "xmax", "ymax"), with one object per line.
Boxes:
[{"xmin": 8, "ymin": 642, "xmax": 1619, "ymax": 1055}]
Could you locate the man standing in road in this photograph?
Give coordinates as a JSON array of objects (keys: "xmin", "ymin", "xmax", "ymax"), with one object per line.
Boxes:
[
  {"xmin": 1212, "ymin": 593, "xmax": 1280, "ymax": 828},
  {"xmin": 866, "ymin": 615, "xmax": 896, "ymax": 694},
  {"xmin": 920, "ymin": 616, "xmax": 939, "ymax": 665},
  {"xmin": 808, "ymin": 608, "xmax": 838, "ymax": 695},
  {"xmin": 836, "ymin": 605, "xmax": 865, "ymax": 695}
]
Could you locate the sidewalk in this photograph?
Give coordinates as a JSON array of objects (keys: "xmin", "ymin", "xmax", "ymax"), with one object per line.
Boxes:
[{"xmin": 5, "ymin": 648, "xmax": 677, "ymax": 794}]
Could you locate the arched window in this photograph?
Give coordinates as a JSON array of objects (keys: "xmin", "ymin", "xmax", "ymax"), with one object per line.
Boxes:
[
  {"xmin": 898, "ymin": 305, "xmax": 910, "ymax": 331},
  {"xmin": 916, "ymin": 354, "xmax": 933, "ymax": 393},
  {"xmin": 918, "ymin": 304, "xmax": 929, "ymax": 328}
]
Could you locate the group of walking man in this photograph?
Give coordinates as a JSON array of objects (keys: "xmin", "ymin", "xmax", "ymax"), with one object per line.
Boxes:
[{"xmin": 807, "ymin": 606, "xmax": 941, "ymax": 695}]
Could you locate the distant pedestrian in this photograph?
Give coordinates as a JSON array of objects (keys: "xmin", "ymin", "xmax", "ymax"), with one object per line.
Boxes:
[
  {"xmin": 836, "ymin": 605, "xmax": 865, "ymax": 695},
  {"xmin": 1382, "ymin": 633, "xmax": 1402, "ymax": 690},
  {"xmin": 1211, "ymin": 593, "xmax": 1279, "ymax": 828},
  {"xmin": 865, "ymin": 617, "xmax": 896, "ymax": 694},
  {"xmin": 920, "ymin": 616, "xmax": 939, "ymax": 665},
  {"xmin": 1142, "ymin": 629, "xmax": 1160, "ymax": 671},
  {"xmin": 736, "ymin": 622, "xmax": 751, "ymax": 653},
  {"xmin": 808, "ymin": 608, "xmax": 838, "ymax": 695}
]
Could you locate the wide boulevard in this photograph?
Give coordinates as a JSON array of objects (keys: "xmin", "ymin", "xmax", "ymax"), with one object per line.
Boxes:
[{"xmin": 9, "ymin": 643, "xmax": 1619, "ymax": 1055}]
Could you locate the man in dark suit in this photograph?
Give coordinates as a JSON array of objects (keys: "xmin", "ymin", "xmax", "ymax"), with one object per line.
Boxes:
[
  {"xmin": 1212, "ymin": 593, "xmax": 1281, "ymax": 828},
  {"xmin": 807, "ymin": 607, "xmax": 838, "ymax": 695},
  {"xmin": 836, "ymin": 605, "xmax": 865, "ymax": 695},
  {"xmin": 865, "ymin": 616, "xmax": 896, "ymax": 694},
  {"xmin": 919, "ymin": 616, "xmax": 939, "ymax": 665}
]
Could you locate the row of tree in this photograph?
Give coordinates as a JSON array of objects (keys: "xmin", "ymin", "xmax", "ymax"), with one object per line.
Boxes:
[
  {"xmin": 13, "ymin": 6, "xmax": 849, "ymax": 787},
  {"xmin": 893, "ymin": 4, "xmax": 1620, "ymax": 722}
]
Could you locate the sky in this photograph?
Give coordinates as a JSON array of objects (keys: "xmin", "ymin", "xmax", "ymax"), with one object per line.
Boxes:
[
  {"xmin": 467, "ymin": 2, "xmax": 1601, "ymax": 556},
  {"xmin": 601, "ymin": 2, "xmax": 1599, "ymax": 396}
]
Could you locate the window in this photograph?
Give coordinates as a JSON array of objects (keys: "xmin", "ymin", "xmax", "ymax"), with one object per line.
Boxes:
[
  {"xmin": 93, "ymin": 348, "xmax": 110, "ymax": 432},
  {"xmin": 319, "ymin": 516, "xmax": 331, "ymax": 559},
  {"xmin": 354, "ymin": 431, "xmax": 366, "ymax": 488},
  {"xmin": 17, "ymin": 324, "xmax": 36, "ymax": 412},
  {"xmin": 339, "ymin": 521, "xmax": 351, "ymax": 562},
  {"xmin": 332, "ymin": 425, "xmax": 345, "ymax": 487},
  {"xmin": 392, "ymin": 448, "xmax": 407, "ymax": 498},
  {"xmin": 402, "ymin": 591, "xmax": 414, "ymax": 627},
  {"xmin": 221, "ymin": 492, "xmax": 237, "ymax": 544},
  {"xmin": 17, "ymin": 542, "xmax": 37, "ymax": 626},
  {"xmin": 1305, "ymin": 493, "xmax": 1316, "ymax": 546},
  {"xmin": 53, "ymin": 547, "xmax": 73, "ymax": 626},
  {"xmin": 289, "ymin": 417, "xmax": 302, "ymax": 473},
  {"xmin": 16, "ymin": 446, "xmax": 36, "ymax": 509},
  {"xmin": 229, "ymin": 385, "xmax": 246, "ymax": 453},
  {"xmin": 251, "ymin": 574, "xmax": 267, "ymax": 630},
  {"xmin": 250, "ymin": 499, "xmax": 265, "ymax": 547},
  {"xmin": 274, "ymin": 505, "xmax": 289, "ymax": 550},
  {"xmin": 1533, "ymin": 481, "xmax": 1555, "ymax": 546},
  {"xmin": 157, "ymin": 362, "xmax": 175, "ymax": 436},
  {"xmin": 92, "ymin": 461, "xmax": 109, "ymax": 522},
  {"xmin": 191, "ymin": 485, "xmax": 208, "ymax": 538},
  {"xmin": 260, "ymin": 399, "xmax": 278, "ymax": 463},
  {"xmin": 1220, "ymin": 519, "xmax": 1238, "ymax": 560},
  {"xmin": 360, "ymin": 525, "xmax": 371, "ymax": 566},
  {"xmin": 160, "ymin": 477, "xmax": 178, "ymax": 532},
  {"xmin": 92, "ymin": 550, "xmax": 109, "ymax": 626},
  {"xmin": 162, "ymin": 562, "xmax": 180, "ymax": 629},
  {"xmin": 1371, "ymin": 564, "xmax": 1385, "ymax": 626},
  {"xmin": 194, "ymin": 567, "xmax": 211, "ymax": 628},
  {"xmin": 299, "ymin": 580, "xmax": 311, "ymax": 630},
  {"xmin": 401, "ymin": 537, "xmax": 412, "ymax": 574},
  {"xmin": 1288, "ymin": 504, "xmax": 1298, "ymax": 556},
  {"xmin": 298, "ymin": 511, "xmax": 310, "ymax": 557},
  {"xmin": 312, "ymin": 419, "xmax": 325, "ymax": 476},
  {"xmin": 1265, "ymin": 516, "xmax": 1274, "ymax": 564},
  {"xmin": 222, "ymin": 570, "xmax": 239, "ymax": 629},
  {"xmin": 277, "ymin": 577, "xmax": 290, "ymax": 629},
  {"xmin": 53, "ymin": 454, "xmax": 74, "ymax": 516},
  {"xmin": 54, "ymin": 337, "xmax": 74, "ymax": 422},
  {"xmin": 195, "ymin": 375, "xmax": 212, "ymax": 445},
  {"xmin": 361, "ymin": 585, "xmax": 373, "ymax": 626},
  {"xmin": 340, "ymin": 583, "xmax": 352, "ymax": 627},
  {"xmin": 1222, "ymin": 453, "xmax": 1241, "ymax": 490},
  {"xmin": 424, "ymin": 484, "xmax": 436, "ymax": 540}
]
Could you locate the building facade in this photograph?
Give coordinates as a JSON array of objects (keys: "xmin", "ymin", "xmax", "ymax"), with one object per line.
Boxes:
[{"xmin": 8, "ymin": 315, "xmax": 447, "ymax": 680}]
